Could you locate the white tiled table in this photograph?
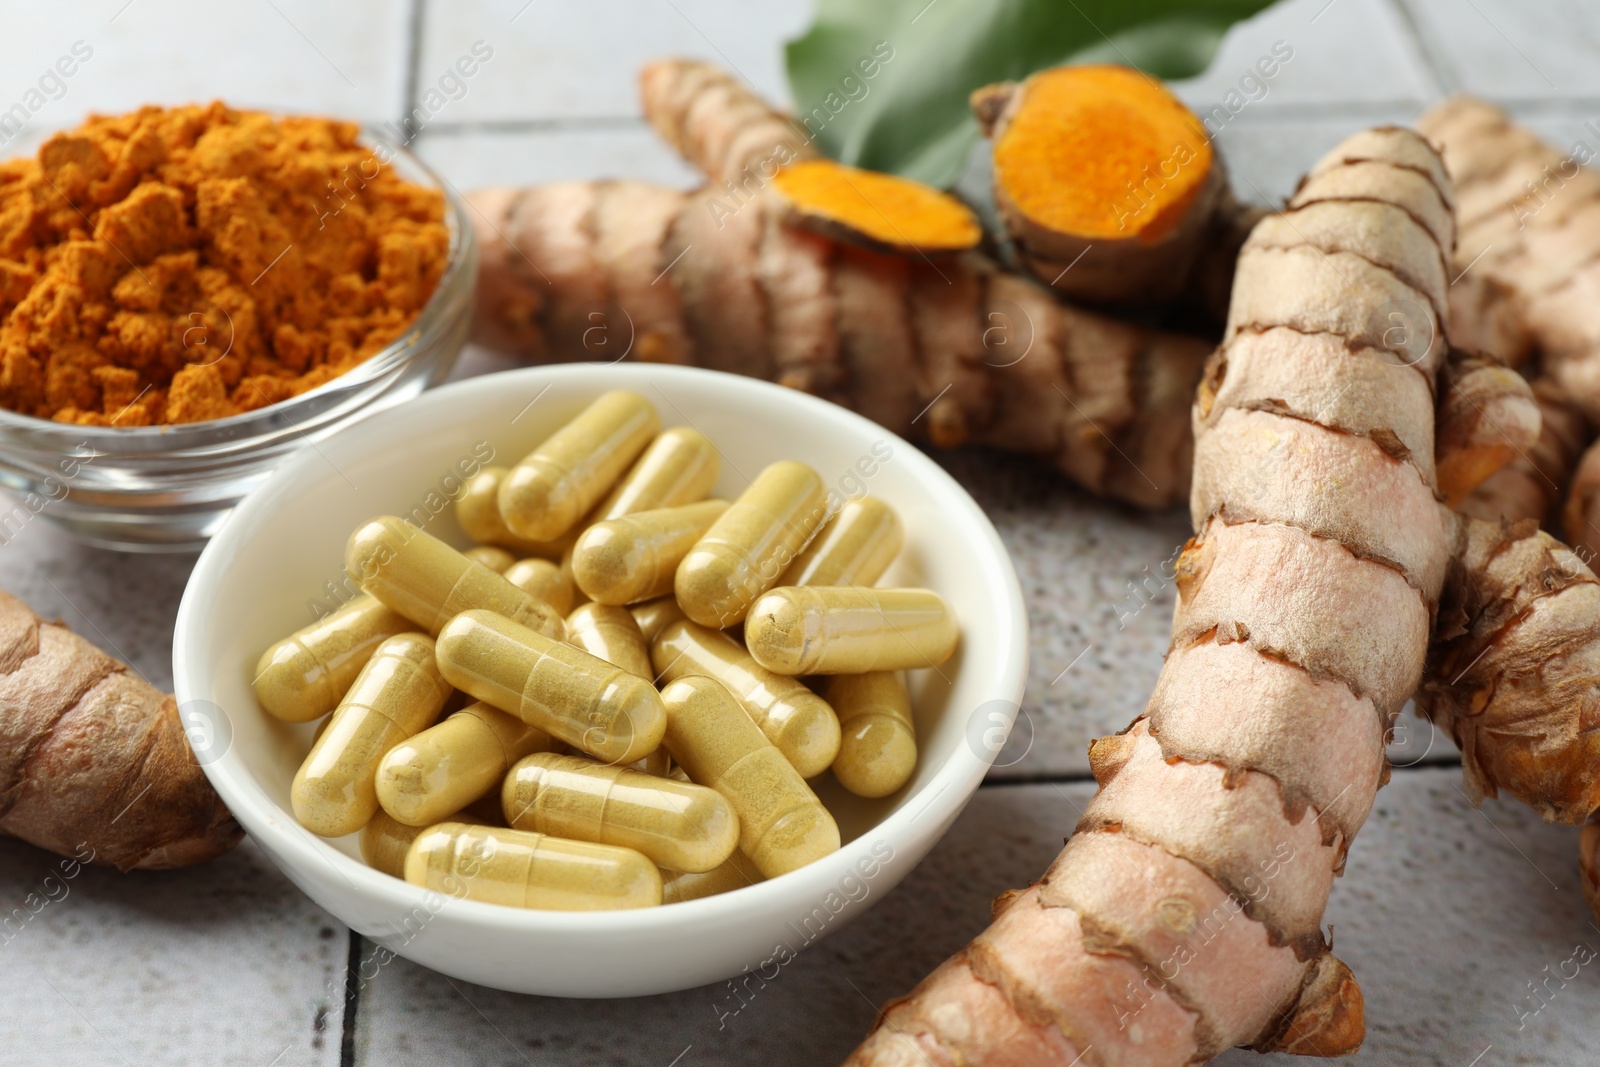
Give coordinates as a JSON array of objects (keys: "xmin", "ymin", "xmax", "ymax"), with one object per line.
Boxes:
[{"xmin": 1, "ymin": 2, "xmax": 1597, "ymax": 1064}]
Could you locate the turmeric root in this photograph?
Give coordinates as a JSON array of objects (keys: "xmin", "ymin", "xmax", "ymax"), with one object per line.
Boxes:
[
  {"xmin": 470, "ymin": 178, "xmax": 1206, "ymax": 507},
  {"xmin": 1418, "ymin": 518, "xmax": 1600, "ymax": 823},
  {"xmin": 1418, "ymin": 97, "xmax": 1600, "ymax": 408},
  {"xmin": 845, "ymin": 127, "xmax": 1455, "ymax": 1065},
  {"xmin": 639, "ymin": 58, "xmax": 817, "ymax": 188},
  {"xmin": 971, "ymin": 64, "xmax": 1237, "ymax": 306},
  {"xmin": 1435, "ymin": 349, "xmax": 1542, "ymax": 506},
  {"xmin": 638, "ymin": 58, "xmax": 994, "ymax": 257},
  {"xmin": 0, "ymin": 590, "xmax": 240, "ymax": 870},
  {"xmin": 1421, "ymin": 386, "xmax": 1600, "ymax": 933},
  {"xmin": 1562, "ymin": 437, "xmax": 1600, "ymax": 564},
  {"xmin": 473, "ymin": 63, "xmax": 1211, "ymax": 509},
  {"xmin": 1459, "ymin": 378, "xmax": 1589, "ymax": 526}
]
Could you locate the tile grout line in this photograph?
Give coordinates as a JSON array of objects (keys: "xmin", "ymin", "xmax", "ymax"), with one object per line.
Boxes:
[
  {"xmin": 339, "ymin": 12, "xmax": 416, "ymax": 1055},
  {"xmin": 341, "ymin": 12, "xmax": 419, "ymax": 1062},
  {"xmin": 340, "ymin": 932, "xmax": 364, "ymax": 1067},
  {"xmin": 978, "ymin": 755, "xmax": 1463, "ymax": 789},
  {"xmin": 404, "ymin": 103, "xmax": 1600, "ymax": 145},
  {"xmin": 1384, "ymin": 0, "xmax": 1459, "ymax": 97},
  {"xmin": 400, "ymin": 0, "xmax": 428, "ymax": 130},
  {"xmin": 411, "ymin": 104, "xmax": 1424, "ymax": 140},
  {"xmin": 980, "ymin": 772, "xmax": 1097, "ymax": 788}
]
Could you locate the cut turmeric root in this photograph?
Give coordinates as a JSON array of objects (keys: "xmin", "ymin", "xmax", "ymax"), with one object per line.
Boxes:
[
  {"xmin": 845, "ymin": 126, "xmax": 1456, "ymax": 1065},
  {"xmin": 0, "ymin": 590, "xmax": 240, "ymax": 870},
  {"xmin": 472, "ymin": 61, "xmax": 1212, "ymax": 509},
  {"xmin": 639, "ymin": 57, "xmax": 980, "ymax": 257},
  {"xmin": 769, "ymin": 159, "xmax": 982, "ymax": 256},
  {"xmin": 972, "ymin": 64, "xmax": 1239, "ymax": 305}
]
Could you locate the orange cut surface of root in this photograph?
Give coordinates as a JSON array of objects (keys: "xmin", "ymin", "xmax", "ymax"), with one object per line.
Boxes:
[
  {"xmin": 770, "ymin": 159, "xmax": 982, "ymax": 255},
  {"xmin": 992, "ymin": 64, "xmax": 1213, "ymax": 243}
]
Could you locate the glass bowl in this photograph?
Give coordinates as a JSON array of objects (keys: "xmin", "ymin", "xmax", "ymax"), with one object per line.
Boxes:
[{"xmin": 0, "ymin": 134, "xmax": 477, "ymax": 553}]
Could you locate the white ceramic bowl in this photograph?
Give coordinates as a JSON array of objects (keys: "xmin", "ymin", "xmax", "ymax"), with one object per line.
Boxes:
[{"xmin": 173, "ymin": 363, "xmax": 1028, "ymax": 997}]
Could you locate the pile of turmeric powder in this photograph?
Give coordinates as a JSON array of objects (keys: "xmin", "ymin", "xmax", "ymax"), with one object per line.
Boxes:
[{"xmin": 0, "ymin": 102, "xmax": 449, "ymax": 426}]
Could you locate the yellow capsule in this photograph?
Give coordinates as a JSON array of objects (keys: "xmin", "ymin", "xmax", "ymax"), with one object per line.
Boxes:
[
  {"xmin": 291, "ymin": 633, "xmax": 452, "ymax": 837},
  {"xmin": 435, "ymin": 609, "xmax": 665, "ymax": 765},
  {"xmin": 675, "ymin": 461, "xmax": 828, "ymax": 627},
  {"xmin": 662, "ymin": 849, "xmax": 765, "ymax": 903},
  {"xmin": 376, "ymin": 702, "xmax": 554, "ymax": 827},
  {"xmin": 660, "ymin": 676, "xmax": 839, "ymax": 879},
  {"xmin": 346, "ymin": 516, "xmax": 566, "ymax": 640},
  {"xmin": 499, "ymin": 391, "xmax": 661, "ymax": 542},
  {"xmin": 630, "ymin": 597, "xmax": 686, "ymax": 644},
  {"xmin": 463, "ymin": 544, "xmax": 517, "ymax": 573},
  {"xmin": 565, "ymin": 602, "xmax": 654, "ymax": 679},
  {"xmin": 253, "ymin": 594, "xmax": 413, "ymax": 723},
  {"xmin": 502, "ymin": 752, "xmax": 739, "ymax": 873},
  {"xmin": 780, "ymin": 496, "xmax": 903, "ymax": 587},
  {"xmin": 455, "ymin": 466, "xmax": 574, "ymax": 558},
  {"xmin": 593, "ymin": 425, "xmax": 721, "ymax": 520},
  {"xmin": 746, "ymin": 587, "xmax": 959, "ymax": 675},
  {"xmin": 405, "ymin": 822, "xmax": 662, "ymax": 911},
  {"xmin": 827, "ymin": 672, "xmax": 918, "ymax": 798},
  {"xmin": 360, "ymin": 809, "xmax": 484, "ymax": 878},
  {"xmin": 572, "ymin": 500, "xmax": 729, "ymax": 605},
  {"xmin": 651, "ymin": 620, "xmax": 840, "ymax": 778},
  {"xmin": 503, "ymin": 557, "xmax": 576, "ymax": 616}
]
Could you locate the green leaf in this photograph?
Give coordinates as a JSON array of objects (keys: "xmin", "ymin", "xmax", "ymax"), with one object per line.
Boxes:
[{"xmin": 785, "ymin": 0, "xmax": 1277, "ymax": 187}]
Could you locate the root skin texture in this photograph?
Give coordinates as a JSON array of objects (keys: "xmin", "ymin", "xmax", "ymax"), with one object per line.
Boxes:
[
  {"xmin": 844, "ymin": 126, "xmax": 1456, "ymax": 1065},
  {"xmin": 1435, "ymin": 350, "xmax": 1542, "ymax": 506},
  {"xmin": 0, "ymin": 590, "xmax": 240, "ymax": 870},
  {"xmin": 468, "ymin": 179, "xmax": 1209, "ymax": 509},
  {"xmin": 638, "ymin": 58, "xmax": 816, "ymax": 187},
  {"xmin": 1418, "ymin": 94, "xmax": 1600, "ymax": 935},
  {"xmin": 1419, "ymin": 516, "xmax": 1600, "ymax": 824},
  {"xmin": 1562, "ymin": 434, "xmax": 1600, "ymax": 563},
  {"xmin": 1419, "ymin": 97, "xmax": 1600, "ymax": 410},
  {"xmin": 1459, "ymin": 379, "xmax": 1590, "ymax": 527}
]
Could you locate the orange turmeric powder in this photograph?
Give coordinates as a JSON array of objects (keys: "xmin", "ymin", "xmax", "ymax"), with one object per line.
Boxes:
[{"xmin": 0, "ymin": 102, "xmax": 449, "ymax": 426}]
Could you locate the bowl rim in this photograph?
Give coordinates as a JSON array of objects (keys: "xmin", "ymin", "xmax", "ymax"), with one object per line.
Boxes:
[
  {"xmin": 174, "ymin": 362, "xmax": 1029, "ymax": 935},
  {"xmin": 0, "ymin": 124, "xmax": 474, "ymax": 446}
]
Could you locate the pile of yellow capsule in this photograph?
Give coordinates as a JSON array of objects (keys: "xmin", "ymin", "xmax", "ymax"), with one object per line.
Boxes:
[{"xmin": 252, "ymin": 390, "xmax": 960, "ymax": 912}]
